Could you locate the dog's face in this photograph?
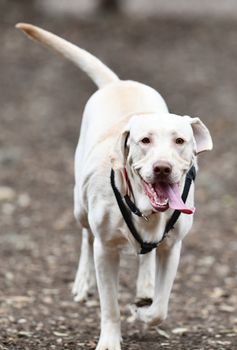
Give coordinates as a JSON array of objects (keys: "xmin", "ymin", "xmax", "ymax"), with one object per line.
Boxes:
[{"xmin": 111, "ymin": 113, "xmax": 212, "ymax": 213}]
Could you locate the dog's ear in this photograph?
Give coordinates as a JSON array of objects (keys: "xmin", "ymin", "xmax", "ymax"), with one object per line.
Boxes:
[
  {"xmin": 185, "ymin": 116, "xmax": 213, "ymax": 154},
  {"xmin": 110, "ymin": 128, "xmax": 130, "ymax": 170}
]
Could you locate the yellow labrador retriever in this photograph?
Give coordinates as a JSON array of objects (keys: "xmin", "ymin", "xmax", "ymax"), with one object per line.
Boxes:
[{"xmin": 16, "ymin": 23, "xmax": 213, "ymax": 350}]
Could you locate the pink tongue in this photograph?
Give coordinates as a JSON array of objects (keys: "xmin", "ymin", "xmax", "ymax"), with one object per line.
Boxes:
[{"xmin": 162, "ymin": 183, "xmax": 194, "ymax": 214}]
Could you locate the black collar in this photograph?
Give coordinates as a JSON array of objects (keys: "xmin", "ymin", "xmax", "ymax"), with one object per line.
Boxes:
[{"xmin": 110, "ymin": 166, "xmax": 196, "ymax": 254}]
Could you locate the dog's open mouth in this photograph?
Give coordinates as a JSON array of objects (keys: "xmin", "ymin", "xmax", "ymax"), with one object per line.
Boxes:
[{"xmin": 142, "ymin": 180, "xmax": 194, "ymax": 214}]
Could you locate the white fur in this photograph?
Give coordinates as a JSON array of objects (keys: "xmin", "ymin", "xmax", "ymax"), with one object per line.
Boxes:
[
  {"xmin": 17, "ymin": 24, "xmax": 213, "ymax": 350},
  {"xmin": 72, "ymin": 228, "xmax": 96, "ymax": 302}
]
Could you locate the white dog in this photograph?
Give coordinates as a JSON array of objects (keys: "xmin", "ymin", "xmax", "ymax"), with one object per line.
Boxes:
[{"xmin": 17, "ymin": 23, "xmax": 213, "ymax": 350}]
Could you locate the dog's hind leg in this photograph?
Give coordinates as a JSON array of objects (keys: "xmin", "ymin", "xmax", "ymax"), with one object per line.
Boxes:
[
  {"xmin": 135, "ymin": 250, "xmax": 155, "ymax": 304},
  {"xmin": 72, "ymin": 228, "xmax": 96, "ymax": 302}
]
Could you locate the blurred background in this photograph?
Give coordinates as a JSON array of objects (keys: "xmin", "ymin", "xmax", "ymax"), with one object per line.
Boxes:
[{"xmin": 0, "ymin": 1, "xmax": 237, "ymax": 349}]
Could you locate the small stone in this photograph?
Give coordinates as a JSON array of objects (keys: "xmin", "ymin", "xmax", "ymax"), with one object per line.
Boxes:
[
  {"xmin": 17, "ymin": 193, "xmax": 31, "ymax": 207},
  {"xmin": 2, "ymin": 203, "xmax": 15, "ymax": 216},
  {"xmin": 19, "ymin": 216, "xmax": 31, "ymax": 227},
  {"xmin": 17, "ymin": 318, "xmax": 27, "ymax": 324},
  {"xmin": 0, "ymin": 187, "xmax": 16, "ymax": 201},
  {"xmin": 5, "ymin": 272, "xmax": 14, "ymax": 281},
  {"xmin": 43, "ymin": 296, "xmax": 53, "ymax": 304},
  {"xmin": 126, "ymin": 314, "xmax": 136, "ymax": 323},
  {"xmin": 0, "ymin": 148, "xmax": 21, "ymax": 166},
  {"xmin": 85, "ymin": 300, "xmax": 99, "ymax": 308}
]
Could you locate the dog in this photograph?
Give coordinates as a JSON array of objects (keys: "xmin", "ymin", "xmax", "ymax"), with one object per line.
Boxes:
[{"xmin": 16, "ymin": 23, "xmax": 213, "ymax": 350}]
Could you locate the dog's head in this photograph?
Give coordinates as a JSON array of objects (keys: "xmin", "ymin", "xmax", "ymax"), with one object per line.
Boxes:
[{"xmin": 111, "ymin": 113, "xmax": 212, "ymax": 213}]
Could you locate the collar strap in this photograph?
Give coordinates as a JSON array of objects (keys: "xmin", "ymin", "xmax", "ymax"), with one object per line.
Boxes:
[{"xmin": 110, "ymin": 166, "xmax": 196, "ymax": 255}]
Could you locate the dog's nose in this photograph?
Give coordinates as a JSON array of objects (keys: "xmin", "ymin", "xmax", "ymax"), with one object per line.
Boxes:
[{"xmin": 153, "ymin": 161, "xmax": 172, "ymax": 177}]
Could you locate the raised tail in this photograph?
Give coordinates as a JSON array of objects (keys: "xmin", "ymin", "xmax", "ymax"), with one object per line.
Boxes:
[{"xmin": 16, "ymin": 23, "xmax": 119, "ymax": 89}]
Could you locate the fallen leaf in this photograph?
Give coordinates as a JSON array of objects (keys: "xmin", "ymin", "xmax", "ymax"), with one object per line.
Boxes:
[
  {"xmin": 156, "ymin": 327, "xmax": 170, "ymax": 339},
  {"xmin": 210, "ymin": 287, "xmax": 228, "ymax": 299},
  {"xmin": 53, "ymin": 331, "xmax": 69, "ymax": 337},
  {"xmin": 17, "ymin": 331, "xmax": 32, "ymax": 337},
  {"xmin": 219, "ymin": 304, "xmax": 235, "ymax": 313},
  {"xmin": 172, "ymin": 327, "xmax": 188, "ymax": 335}
]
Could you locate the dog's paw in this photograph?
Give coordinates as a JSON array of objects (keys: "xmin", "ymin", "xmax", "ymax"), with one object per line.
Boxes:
[
  {"xmin": 72, "ymin": 286, "xmax": 90, "ymax": 303},
  {"xmin": 72, "ymin": 274, "xmax": 95, "ymax": 302},
  {"xmin": 96, "ymin": 328, "xmax": 121, "ymax": 350},
  {"xmin": 96, "ymin": 339, "xmax": 121, "ymax": 350},
  {"xmin": 72, "ymin": 284, "xmax": 92, "ymax": 303},
  {"xmin": 130, "ymin": 303, "xmax": 167, "ymax": 327}
]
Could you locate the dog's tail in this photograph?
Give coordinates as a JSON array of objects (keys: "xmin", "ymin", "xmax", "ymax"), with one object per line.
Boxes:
[{"xmin": 16, "ymin": 23, "xmax": 119, "ymax": 89}]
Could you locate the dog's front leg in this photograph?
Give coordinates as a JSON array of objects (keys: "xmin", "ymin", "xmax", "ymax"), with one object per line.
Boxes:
[
  {"xmin": 133, "ymin": 240, "xmax": 182, "ymax": 326},
  {"xmin": 94, "ymin": 237, "xmax": 121, "ymax": 350},
  {"xmin": 136, "ymin": 250, "xmax": 155, "ymax": 302}
]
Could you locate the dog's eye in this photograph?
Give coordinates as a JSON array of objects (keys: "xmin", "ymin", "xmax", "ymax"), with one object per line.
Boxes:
[
  {"xmin": 140, "ymin": 137, "xmax": 151, "ymax": 144},
  {"xmin": 176, "ymin": 138, "xmax": 185, "ymax": 145}
]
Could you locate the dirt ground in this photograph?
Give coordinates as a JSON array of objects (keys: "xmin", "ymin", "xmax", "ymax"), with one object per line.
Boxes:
[{"xmin": 0, "ymin": 2, "xmax": 237, "ymax": 350}]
